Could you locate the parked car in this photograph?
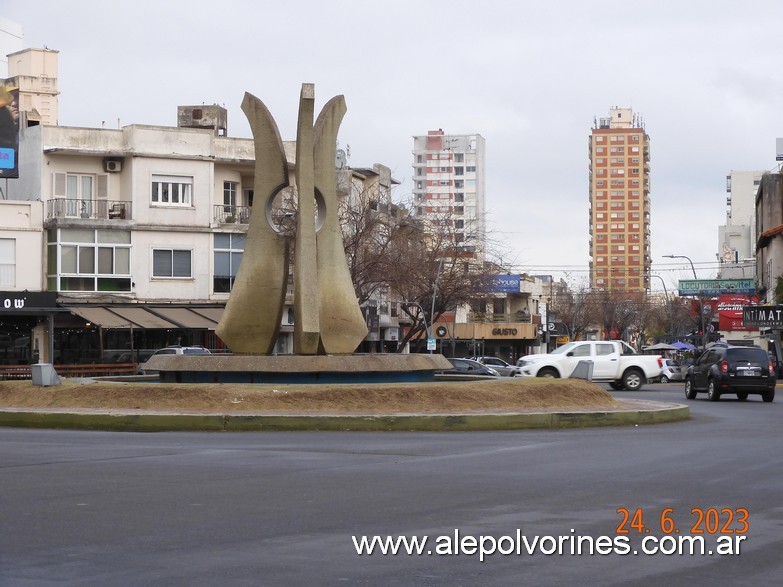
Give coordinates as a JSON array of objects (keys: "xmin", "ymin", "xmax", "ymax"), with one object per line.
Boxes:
[
  {"xmin": 151, "ymin": 345, "xmax": 211, "ymax": 356},
  {"xmin": 141, "ymin": 346, "xmax": 211, "ymax": 375},
  {"xmin": 465, "ymin": 356, "xmax": 521, "ymax": 377},
  {"xmin": 659, "ymin": 358, "xmax": 684, "ymax": 383},
  {"xmin": 684, "ymin": 344, "xmax": 776, "ymax": 402},
  {"xmin": 438, "ymin": 358, "xmax": 499, "ymax": 377}
]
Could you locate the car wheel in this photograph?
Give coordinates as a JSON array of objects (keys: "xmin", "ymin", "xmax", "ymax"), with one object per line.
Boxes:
[
  {"xmin": 661, "ymin": 375, "xmax": 669, "ymax": 384},
  {"xmin": 707, "ymin": 379, "xmax": 720, "ymax": 401},
  {"xmin": 537, "ymin": 368, "xmax": 559, "ymax": 378},
  {"xmin": 609, "ymin": 381, "xmax": 624, "ymax": 391},
  {"xmin": 762, "ymin": 389, "xmax": 775, "ymax": 403},
  {"xmin": 622, "ymin": 369, "xmax": 644, "ymax": 391},
  {"xmin": 684, "ymin": 378, "xmax": 697, "ymax": 400},
  {"xmin": 737, "ymin": 392, "xmax": 748, "ymax": 401}
]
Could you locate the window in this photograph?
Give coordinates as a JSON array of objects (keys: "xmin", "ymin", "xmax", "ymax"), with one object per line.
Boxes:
[
  {"xmin": 439, "ymin": 166, "xmax": 450, "ymax": 172},
  {"xmin": 0, "ymin": 238, "xmax": 14, "ymax": 287},
  {"xmin": 47, "ymin": 229, "xmax": 131, "ymax": 292},
  {"xmin": 454, "ymin": 153, "xmax": 464, "ymax": 163},
  {"xmin": 52, "ymin": 173, "xmax": 95, "ymax": 217},
  {"xmin": 153, "ymin": 249, "xmax": 192, "ymax": 278},
  {"xmin": 214, "ymin": 233, "xmax": 245, "ymax": 292},
  {"xmin": 454, "ymin": 180, "xmax": 464, "ymax": 189},
  {"xmin": 223, "ymin": 181, "xmax": 237, "ymax": 211},
  {"xmin": 151, "ymin": 175, "xmax": 193, "ymax": 206},
  {"xmin": 596, "ymin": 344, "xmax": 614, "ymax": 356},
  {"xmin": 466, "ymin": 165, "xmax": 476, "ymax": 173},
  {"xmin": 454, "ymin": 192, "xmax": 464, "ymax": 202},
  {"xmin": 438, "ymin": 180, "xmax": 449, "ymax": 186},
  {"xmin": 454, "ymin": 166, "xmax": 464, "ymax": 176},
  {"xmin": 571, "ymin": 344, "xmax": 591, "ymax": 357}
]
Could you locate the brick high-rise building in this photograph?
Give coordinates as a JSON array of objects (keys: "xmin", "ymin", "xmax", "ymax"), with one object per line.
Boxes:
[{"xmin": 589, "ymin": 108, "xmax": 651, "ymax": 292}]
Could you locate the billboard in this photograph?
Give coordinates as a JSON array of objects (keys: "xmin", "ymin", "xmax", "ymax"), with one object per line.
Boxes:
[
  {"xmin": 487, "ymin": 274, "xmax": 521, "ymax": 293},
  {"xmin": 677, "ymin": 278, "xmax": 755, "ymax": 296},
  {"xmin": 717, "ymin": 294, "xmax": 758, "ymax": 331},
  {"xmin": 0, "ymin": 85, "xmax": 19, "ymax": 179}
]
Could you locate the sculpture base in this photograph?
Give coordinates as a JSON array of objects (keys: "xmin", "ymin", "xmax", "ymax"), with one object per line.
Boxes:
[{"xmin": 142, "ymin": 353, "xmax": 453, "ymax": 384}]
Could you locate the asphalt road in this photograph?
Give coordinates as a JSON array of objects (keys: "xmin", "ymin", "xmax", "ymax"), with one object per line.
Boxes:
[{"xmin": 1, "ymin": 383, "xmax": 781, "ymax": 586}]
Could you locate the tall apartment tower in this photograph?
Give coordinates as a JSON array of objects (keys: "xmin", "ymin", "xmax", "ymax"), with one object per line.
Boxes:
[
  {"xmin": 412, "ymin": 130, "xmax": 486, "ymax": 252},
  {"xmin": 589, "ymin": 108, "xmax": 651, "ymax": 292}
]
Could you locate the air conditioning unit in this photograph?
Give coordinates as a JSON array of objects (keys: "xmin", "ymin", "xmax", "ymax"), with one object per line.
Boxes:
[{"xmin": 103, "ymin": 159, "xmax": 122, "ymax": 173}]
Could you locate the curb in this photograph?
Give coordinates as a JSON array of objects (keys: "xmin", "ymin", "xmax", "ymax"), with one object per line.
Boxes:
[{"xmin": 0, "ymin": 402, "xmax": 689, "ymax": 432}]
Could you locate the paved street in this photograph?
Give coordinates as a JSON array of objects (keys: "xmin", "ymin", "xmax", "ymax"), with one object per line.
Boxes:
[{"xmin": 1, "ymin": 383, "xmax": 781, "ymax": 586}]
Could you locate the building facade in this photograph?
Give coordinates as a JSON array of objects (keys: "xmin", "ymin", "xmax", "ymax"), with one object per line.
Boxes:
[
  {"xmin": 589, "ymin": 107, "xmax": 651, "ymax": 293},
  {"xmin": 2, "ymin": 102, "xmax": 404, "ymax": 363},
  {"xmin": 4, "ymin": 47, "xmax": 59, "ymax": 127},
  {"xmin": 412, "ymin": 129, "xmax": 486, "ymax": 253},
  {"xmin": 717, "ymin": 170, "xmax": 763, "ymax": 279}
]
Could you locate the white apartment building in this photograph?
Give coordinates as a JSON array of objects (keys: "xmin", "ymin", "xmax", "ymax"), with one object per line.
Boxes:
[
  {"xmin": 718, "ymin": 170, "xmax": 763, "ymax": 279},
  {"xmin": 1, "ymin": 97, "xmax": 406, "ymax": 363},
  {"xmin": 412, "ymin": 129, "xmax": 486, "ymax": 253}
]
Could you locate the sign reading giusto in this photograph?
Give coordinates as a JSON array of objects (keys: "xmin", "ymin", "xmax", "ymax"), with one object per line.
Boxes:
[
  {"xmin": 742, "ymin": 306, "xmax": 783, "ymax": 328},
  {"xmin": 678, "ymin": 278, "xmax": 755, "ymax": 296}
]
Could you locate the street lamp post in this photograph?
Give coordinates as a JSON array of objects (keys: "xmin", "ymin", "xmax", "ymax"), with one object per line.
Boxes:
[
  {"xmin": 647, "ymin": 274, "xmax": 672, "ymax": 338},
  {"xmin": 664, "ymin": 254, "xmax": 706, "ymax": 348}
]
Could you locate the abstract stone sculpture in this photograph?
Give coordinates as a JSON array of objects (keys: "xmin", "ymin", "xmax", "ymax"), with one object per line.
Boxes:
[{"xmin": 216, "ymin": 84, "xmax": 368, "ymax": 355}]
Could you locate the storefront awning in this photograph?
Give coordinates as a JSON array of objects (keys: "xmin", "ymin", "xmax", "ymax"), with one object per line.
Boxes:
[
  {"xmin": 146, "ymin": 307, "xmax": 221, "ymax": 329},
  {"xmin": 65, "ymin": 305, "xmax": 224, "ymax": 330}
]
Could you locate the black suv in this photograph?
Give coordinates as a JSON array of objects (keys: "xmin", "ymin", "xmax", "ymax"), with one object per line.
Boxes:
[{"xmin": 684, "ymin": 344, "xmax": 776, "ymax": 402}]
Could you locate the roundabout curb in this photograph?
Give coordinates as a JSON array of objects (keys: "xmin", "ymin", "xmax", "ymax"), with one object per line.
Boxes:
[{"xmin": 0, "ymin": 400, "xmax": 689, "ymax": 432}]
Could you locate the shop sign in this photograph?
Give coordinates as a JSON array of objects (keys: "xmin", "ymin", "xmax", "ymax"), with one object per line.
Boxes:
[
  {"xmin": 742, "ymin": 305, "xmax": 783, "ymax": 328},
  {"xmin": 678, "ymin": 279, "xmax": 755, "ymax": 296},
  {"xmin": 491, "ymin": 328, "xmax": 518, "ymax": 336},
  {"xmin": 0, "ymin": 291, "xmax": 58, "ymax": 311}
]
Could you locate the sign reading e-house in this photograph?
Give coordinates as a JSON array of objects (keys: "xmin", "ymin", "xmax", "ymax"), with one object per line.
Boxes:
[{"xmin": 742, "ymin": 305, "xmax": 783, "ymax": 328}]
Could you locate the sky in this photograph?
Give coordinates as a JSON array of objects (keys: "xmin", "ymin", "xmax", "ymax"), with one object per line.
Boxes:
[{"xmin": 4, "ymin": 0, "xmax": 783, "ymax": 293}]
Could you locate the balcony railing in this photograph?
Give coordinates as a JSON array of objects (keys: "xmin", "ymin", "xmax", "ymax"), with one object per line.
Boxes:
[
  {"xmin": 467, "ymin": 311, "xmax": 538, "ymax": 324},
  {"xmin": 214, "ymin": 204, "xmax": 252, "ymax": 225},
  {"xmin": 46, "ymin": 199, "xmax": 132, "ymax": 221}
]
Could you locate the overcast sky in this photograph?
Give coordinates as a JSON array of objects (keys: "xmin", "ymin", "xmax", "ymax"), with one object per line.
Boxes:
[{"xmin": 5, "ymin": 0, "xmax": 783, "ymax": 291}]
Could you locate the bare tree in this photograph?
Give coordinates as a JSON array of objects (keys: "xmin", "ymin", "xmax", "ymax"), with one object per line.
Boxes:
[{"xmin": 551, "ymin": 277, "xmax": 593, "ymax": 341}]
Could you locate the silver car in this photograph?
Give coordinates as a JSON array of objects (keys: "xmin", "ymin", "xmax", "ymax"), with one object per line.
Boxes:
[
  {"xmin": 659, "ymin": 358, "xmax": 684, "ymax": 383},
  {"xmin": 466, "ymin": 356, "xmax": 521, "ymax": 377}
]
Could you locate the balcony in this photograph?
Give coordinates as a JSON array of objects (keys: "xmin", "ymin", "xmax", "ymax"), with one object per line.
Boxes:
[
  {"xmin": 467, "ymin": 311, "xmax": 539, "ymax": 325},
  {"xmin": 214, "ymin": 204, "xmax": 252, "ymax": 225},
  {"xmin": 46, "ymin": 199, "xmax": 132, "ymax": 221}
]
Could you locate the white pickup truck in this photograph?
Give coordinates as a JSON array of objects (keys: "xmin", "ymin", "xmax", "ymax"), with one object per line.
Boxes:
[{"xmin": 516, "ymin": 340, "xmax": 663, "ymax": 391}]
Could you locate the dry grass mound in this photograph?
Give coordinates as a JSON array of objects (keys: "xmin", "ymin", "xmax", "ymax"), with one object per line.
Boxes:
[{"xmin": 0, "ymin": 378, "xmax": 617, "ymax": 414}]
